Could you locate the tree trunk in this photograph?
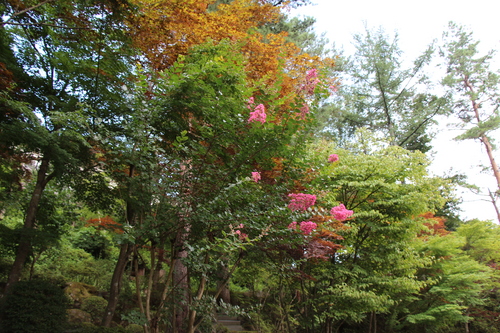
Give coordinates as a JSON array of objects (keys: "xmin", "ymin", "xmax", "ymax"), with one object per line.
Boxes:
[
  {"xmin": 4, "ymin": 157, "xmax": 52, "ymax": 294},
  {"xmin": 102, "ymin": 243, "xmax": 131, "ymax": 327},
  {"xmin": 217, "ymin": 260, "xmax": 231, "ymax": 305},
  {"xmin": 464, "ymin": 76, "xmax": 500, "ymax": 222},
  {"xmin": 173, "ymin": 233, "xmax": 189, "ymax": 333}
]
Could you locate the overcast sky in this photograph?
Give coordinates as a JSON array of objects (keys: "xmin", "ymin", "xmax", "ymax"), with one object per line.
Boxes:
[{"xmin": 291, "ymin": 0, "xmax": 500, "ymax": 222}]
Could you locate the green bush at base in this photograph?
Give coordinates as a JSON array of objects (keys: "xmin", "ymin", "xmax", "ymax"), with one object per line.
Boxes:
[{"xmin": 0, "ymin": 279, "xmax": 69, "ymax": 333}]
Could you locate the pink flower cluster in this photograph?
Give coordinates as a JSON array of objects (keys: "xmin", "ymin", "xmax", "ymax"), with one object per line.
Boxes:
[
  {"xmin": 247, "ymin": 97, "xmax": 266, "ymax": 124},
  {"xmin": 328, "ymin": 154, "xmax": 339, "ymax": 163},
  {"xmin": 299, "ymin": 103, "xmax": 310, "ymax": 120},
  {"xmin": 301, "ymin": 68, "xmax": 320, "ymax": 95},
  {"xmin": 299, "ymin": 221, "xmax": 317, "ymax": 235},
  {"xmin": 288, "ymin": 193, "xmax": 316, "ymax": 212},
  {"xmin": 288, "ymin": 221, "xmax": 317, "ymax": 235},
  {"xmin": 330, "ymin": 204, "xmax": 353, "ymax": 221},
  {"xmin": 251, "ymin": 172, "xmax": 261, "ymax": 182},
  {"xmin": 235, "ymin": 224, "xmax": 247, "ymax": 240}
]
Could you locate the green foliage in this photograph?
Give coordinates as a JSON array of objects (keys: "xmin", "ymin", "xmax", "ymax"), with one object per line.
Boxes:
[
  {"xmin": 72, "ymin": 227, "xmax": 112, "ymax": 259},
  {"xmin": 283, "ymin": 134, "xmax": 450, "ymax": 330},
  {"xmin": 0, "ymin": 279, "xmax": 69, "ymax": 333},
  {"xmin": 125, "ymin": 324, "xmax": 144, "ymax": 333},
  {"xmin": 81, "ymin": 296, "xmax": 108, "ymax": 324},
  {"xmin": 34, "ymin": 238, "xmax": 115, "ymax": 289},
  {"xmin": 71, "ymin": 326, "xmax": 131, "ymax": 333},
  {"xmin": 320, "ymin": 27, "xmax": 448, "ymax": 152}
]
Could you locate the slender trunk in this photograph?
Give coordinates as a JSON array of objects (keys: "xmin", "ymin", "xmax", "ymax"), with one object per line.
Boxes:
[
  {"xmin": 186, "ymin": 254, "xmax": 209, "ymax": 333},
  {"xmin": 216, "ymin": 260, "xmax": 231, "ymax": 304},
  {"xmin": 489, "ymin": 190, "xmax": 500, "ymax": 222},
  {"xmin": 464, "ymin": 76, "xmax": 500, "ymax": 221},
  {"xmin": 102, "ymin": 243, "xmax": 131, "ymax": 327},
  {"xmin": 103, "ymin": 164, "xmax": 136, "ymax": 327},
  {"xmin": 5, "ymin": 157, "xmax": 52, "ymax": 294},
  {"xmin": 133, "ymin": 248, "xmax": 147, "ymax": 330},
  {"xmin": 145, "ymin": 244, "xmax": 156, "ymax": 327},
  {"xmin": 150, "ymin": 253, "xmax": 175, "ymax": 333},
  {"xmin": 173, "ymin": 234, "xmax": 189, "ymax": 333}
]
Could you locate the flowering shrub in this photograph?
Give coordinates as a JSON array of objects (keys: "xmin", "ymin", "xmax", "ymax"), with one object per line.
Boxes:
[
  {"xmin": 299, "ymin": 103, "xmax": 310, "ymax": 119},
  {"xmin": 330, "ymin": 204, "xmax": 353, "ymax": 221},
  {"xmin": 299, "ymin": 221, "xmax": 317, "ymax": 235},
  {"xmin": 301, "ymin": 68, "xmax": 321, "ymax": 95},
  {"xmin": 288, "ymin": 193, "xmax": 316, "ymax": 211},
  {"xmin": 328, "ymin": 154, "xmax": 339, "ymax": 163},
  {"xmin": 251, "ymin": 172, "xmax": 261, "ymax": 182},
  {"xmin": 288, "ymin": 221, "xmax": 297, "ymax": 229},
  {"xmin": 235, "ymin": 230, "xmax": 248, "ymax": 240},
  {"xmin": 248, "ymin": 103, "xmax": 266, "ymax": 123}
]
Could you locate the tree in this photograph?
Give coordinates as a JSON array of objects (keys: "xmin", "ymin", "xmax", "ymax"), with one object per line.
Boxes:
[
  {"xmin": 440, "ymin": 22, "xmax": 500, "ymax": 222},
  {"xmin": 253, "ymin": 132, "xmax": 449, "ymax": 333},
  {"xmin": 319, "ymin": 26, "xmax": 448, "ymax": 152},
  {"xmin": 0, "ymin": 0, "xmax": 136, "ymax": 293}
]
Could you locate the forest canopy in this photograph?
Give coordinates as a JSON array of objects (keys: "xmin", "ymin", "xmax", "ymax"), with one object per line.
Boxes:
[{"xmin": 1, "ymin": 1, "xmax": 500, "ymax": 333}]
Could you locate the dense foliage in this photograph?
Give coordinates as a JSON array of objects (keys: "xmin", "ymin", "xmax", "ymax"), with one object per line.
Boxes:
[{"xmin": 1, "ymin": 1, "xmax": 499, "ymax": 333}]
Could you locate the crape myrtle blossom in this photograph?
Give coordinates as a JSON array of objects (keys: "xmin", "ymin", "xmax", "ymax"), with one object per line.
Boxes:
[
  {"xmin": 299, "ymin": 103, "xmax": 310, "ymax": 120},
  {"xmin": 288, "ymin": 221, "xmax": 317, "ymax": 235},
  {"xmin": 301, "ymin": 68, "xmax": 321, "ymax": 95},
  {"xmin": 251, "ymin": 172, "xmax": 261, "ymax": 182},
  {"xmin": 330, "ymin": 204, "xmax": 354, "ymax": 221},
  {"xmin": 328, "ymin": 154, "xmax": 339, "ymax": 163},
  {"xmin": 248, "ymin": 103, "xmax": 266, "ymax": 124},
  {"xmin": 288, "ymin": 193, "xmax": 316, "ymax": 212},
  {"xmin": 299, "ymin": 221, "xmax": 317, "ymax": 235},
  {"xmin": 235, "ymin": 224, "xmax": 247, "ymax": 240}
]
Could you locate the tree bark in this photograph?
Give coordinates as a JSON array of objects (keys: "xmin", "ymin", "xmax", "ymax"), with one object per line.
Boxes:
[
  {"xmin": 4, "ymin": 157, "xmax": 53, "ymax": 294},
  {"xmin": 173, "ymin": 231, "xmax": 189, "ymax": 333},
  {"xmin": 102, "ymin": 164, "xmax": 135, "ymax": 327},
  {"xmin": 464, "ymin": 76, "xmax": 500, "ymax": 222},
  {"xmin": 102, "ymin": 243, "xmax": 131, "ymax": 326}
]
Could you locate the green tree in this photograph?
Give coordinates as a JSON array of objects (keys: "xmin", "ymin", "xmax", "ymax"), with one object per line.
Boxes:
[
  {"xmin": 0, "ymin": 0, "xmax": 136, "ymax": 293},
  {"xmin": 440, "ymin": 22, "xmax": 500, "ymax": 222},
  {"xmin": 259, "ymin": 132, "xmax": 449, "ymax": 333},
  {"xmin": 320, "ymin": 27, "xmax": 448, "ymax": 152},
  {"xmin": 402, "ymin": 232, "xmax": 492, "ymax": 333}
]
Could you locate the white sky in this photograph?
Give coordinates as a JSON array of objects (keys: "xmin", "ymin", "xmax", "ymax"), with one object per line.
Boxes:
[{"xmin": 291, "ymin": 0, "xmax": 500, "ymax": 222}]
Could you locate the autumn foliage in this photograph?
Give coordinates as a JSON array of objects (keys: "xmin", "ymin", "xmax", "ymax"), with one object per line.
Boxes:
[
  {"xmin": 85, "ymin": 216, "xmax": 124, "ymax": 233},
  {"xmin": 418, "ymin": 211, "xmax": 450, "ymax": 237}
]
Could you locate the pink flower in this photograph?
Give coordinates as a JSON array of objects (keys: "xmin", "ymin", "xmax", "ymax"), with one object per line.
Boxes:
[
  {"xmin": 328, "ymin": 154, "xmax": 339, "ymax": 163},
  {"xmin": 301, "ymin": 69, "xmax": 320, "ymax": 95},
  {"xmin": 247, "ymin": 97, "xmax": 255, "ymax": 110},
  {"xmin": 248, "ymin": 104, "xmax": 266, "ymax": 124},
  {"xmin": 235, "ymin": 229, "xmax": 247, "ymax": 240},
  {"xmin": 238, "ymin": 224, "xmax": 244, "ymax": 228},
  {"xmin": 330, "ymin": 204, "xmax": 353, "ymax": 221},
  {"xmin": 306, "ymin": 69, "xmax": 318, "ymax": 80},
  {"xmin": 251, "ymin": 172, "xmax": 261, "ymax": 182},
  {"xmin": 299, "ymin": 221, "xmax": 317, "ymax": 235},
  {"xmin": 299, "ymin": 103, "xmax": 310, "ymax": 120},
  {"xmin": 288, "ymin": 221, "xmax": 298, "ymax": 229},
  {"xmin": 288, "ymin": 193, "xmax": 316, "ymax": 211}
]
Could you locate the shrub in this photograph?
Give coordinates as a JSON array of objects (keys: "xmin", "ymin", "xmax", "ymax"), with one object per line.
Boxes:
[
  {"xmin": 81, "ymin": 295, "xmax": 108, "ymax": 324},
  {"xmin": 125, "ymin": 323, "xmax": 144, "ymax": 332},
  {"xmin": 0, "ymin": 279, "xmax": 69, "ymax": 333}
]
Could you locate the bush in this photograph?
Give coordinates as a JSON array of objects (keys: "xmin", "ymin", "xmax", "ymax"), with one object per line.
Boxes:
[
  {"xmin": 0, "ymin": 279, "xmax": 69, "ymax": 333},
  {"xmin": 81, "ymin": 295, "xmax": 108, "ymax": 324},
  {"xmin": 125, "ymin": 323, "xmax": 144, "ymax": 332},
  {"xmin": 73, "ymin": 326, "xmax": 130, "ymax": 333}
]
